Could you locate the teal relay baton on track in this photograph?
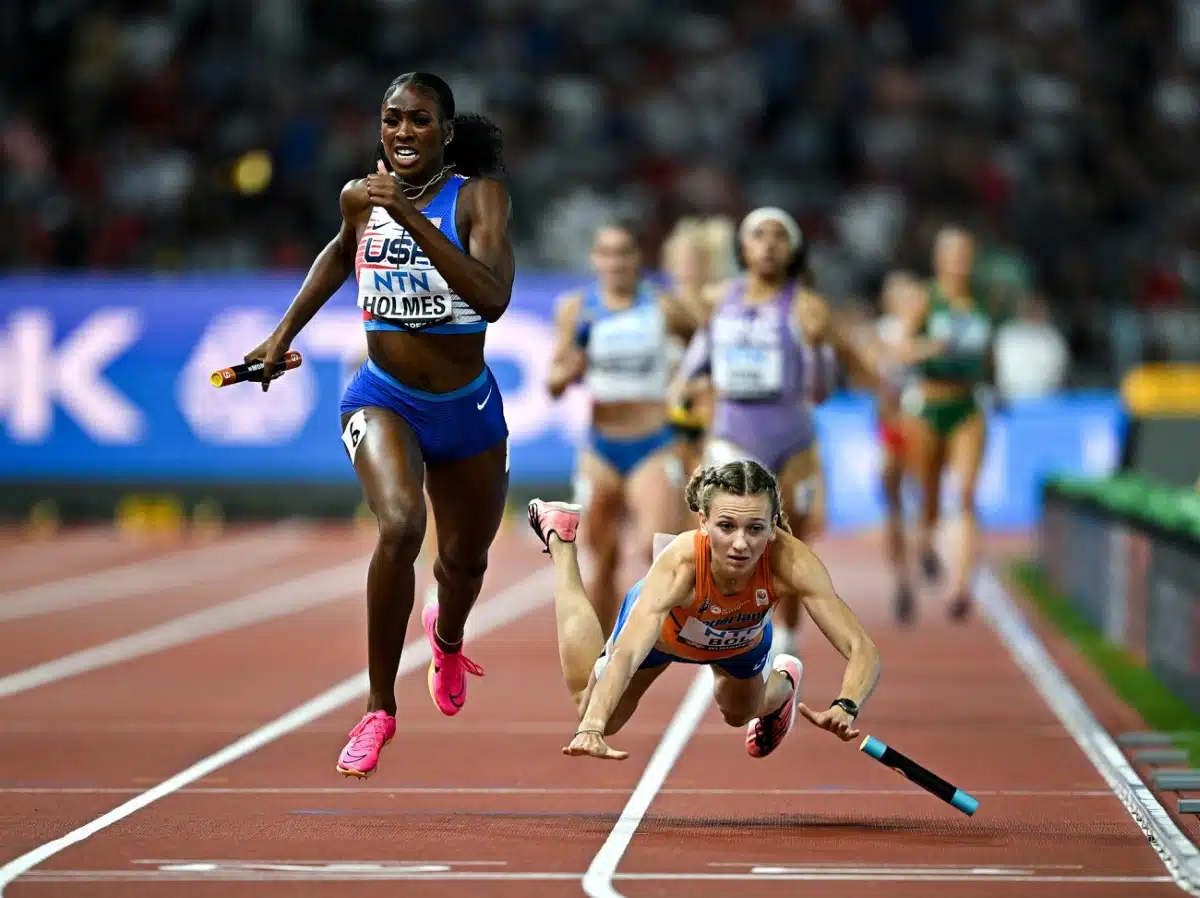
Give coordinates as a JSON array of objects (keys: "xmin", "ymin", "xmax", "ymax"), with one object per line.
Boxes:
[{"xmin": 860, "ymin": 735, "xmax": 979, "ymax": 816}]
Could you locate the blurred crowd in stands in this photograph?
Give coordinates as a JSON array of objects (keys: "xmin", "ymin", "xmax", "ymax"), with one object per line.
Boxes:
[{"xmin": 2, "ymin": 0, "xmax": 1199, "ymax": 384}]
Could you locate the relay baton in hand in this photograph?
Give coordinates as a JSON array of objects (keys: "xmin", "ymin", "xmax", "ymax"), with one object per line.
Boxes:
[
  {"xmin": 210, "ymin": 351, "xmax": 303, "ymax": 388},
  {"xmin": 860, "ymin": 735, "xmax": 979, "ymax": 816}
]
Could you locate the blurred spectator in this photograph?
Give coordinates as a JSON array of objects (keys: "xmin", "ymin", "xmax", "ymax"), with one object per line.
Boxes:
[
  {"xmin": 1, "ymin": 0, "xmax": 1197, "ymax": 379},
  {"xmin": 993, "ymin": 294, "xmax": 1071, "ymax": 401}
]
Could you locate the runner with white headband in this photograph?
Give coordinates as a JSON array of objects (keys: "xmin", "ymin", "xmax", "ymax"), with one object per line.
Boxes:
[{"xmin": 671, "ymin": 207, "xmax": 863, "ymax": 660}]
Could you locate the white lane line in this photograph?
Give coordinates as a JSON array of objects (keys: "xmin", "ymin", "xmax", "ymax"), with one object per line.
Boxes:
[
  {"xmin": 0, "ymin": 524, "xmax": 312, "ymax": 622},
  {"xmin": 582, "ymin": 667, "xmax": 713, "ymax": 898},
  {"xmin": 0, "ymin": 554, "xmax": 371, "ymax": 699},
  {"xmin": 11, "ymin": 870, "xmax": 1174, "ymax": 884},
  {"xmin": 132, "ymin": 859, "xmax": 508, "ymax": 867},
  {"xmin": 0, "ymin": 530, "xmax": 128, "ymax": 581},
  {"xmin": 0, "ymin": 720, "xmax": 1097, "ymax": 738},
  {"xmin": 0, "ymin": 786, "xmax": 1116, "ymax": 797},
  {"xmin": 0, "ymin": 565, "xmax": 554, "ymax": 894},
  {"xmin": 976, "ymin": 567, "xmax": 1200, "ymax": 896}
]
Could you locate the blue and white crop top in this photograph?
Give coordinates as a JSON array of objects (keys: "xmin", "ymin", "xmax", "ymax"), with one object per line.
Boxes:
[
  {"xmin": 354, "ymin": 174, "xmax": 485, "ymax": 335},
  {"xmin": 575, "ymin": 283, "xmax": 672, "ymax": 403}
]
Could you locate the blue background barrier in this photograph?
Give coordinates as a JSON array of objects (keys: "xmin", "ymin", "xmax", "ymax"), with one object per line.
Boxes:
[{"xmin": 0, "ymin": 274, "xmax": 1125, "ymax": 531}]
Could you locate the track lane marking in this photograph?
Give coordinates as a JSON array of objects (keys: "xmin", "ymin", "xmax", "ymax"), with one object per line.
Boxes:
[
  {"xmin": 0, "ymin": 565, "xmax": 554, "ymax": 894},
  {"xmin": 582, "ymin": 667, "xmax": 713, "ymax": 898},
  {"xmin": 0, "ymin": 524, "xmax": 310, "ymax": 622},
  {"xmin": 0, "ymin": 553, "xmax": 372, "ymax": 699}
]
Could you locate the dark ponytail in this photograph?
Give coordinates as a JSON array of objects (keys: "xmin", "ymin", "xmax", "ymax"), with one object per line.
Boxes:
[
  {"xmin": 382, "ymin": 72, "xmax": 506, "ymax": 179},
  {"xmin": 444, "ymin": 112, "xmax": 505, "ymax": 178}
]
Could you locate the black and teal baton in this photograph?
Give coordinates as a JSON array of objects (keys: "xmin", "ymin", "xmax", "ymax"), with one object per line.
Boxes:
[{"xmin": 860, "ymin": 735, "xmax": 979, "ymax": 816}]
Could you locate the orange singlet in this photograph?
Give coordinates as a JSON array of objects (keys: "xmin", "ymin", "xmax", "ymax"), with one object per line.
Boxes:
[{"xmin": 657, "ymin": 531, "xmax": 779, "ymax": 662}]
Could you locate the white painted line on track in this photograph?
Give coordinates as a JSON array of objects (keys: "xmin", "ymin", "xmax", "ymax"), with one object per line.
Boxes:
[
  {"xmin": 0, "ymin": 786, "xmax": 1117, "ymax": 797},
  {"xmin": 12, "ymin": 869, "xmax": 1174, "ymax": 885},
  {"xmin": 582, "ymin": 667, "xmax": 713, "ymax": 898},
  {"xmin": 977, "ymin": 567, "xmax": 1200, "ymax": 896},
  {"xmin": 0, "ymin": 524, "xmax": 310, "ymax": 622},
  {"xmin": 0, "ymin": 553, "xmax": 371, "ymax": 699},
  {"xmin": 0, "ymin": 565, "xmax": 554, "ymax": 894},
  {"xmin": 0, "ymin": 530, "xmax": 128, "ymax": 580}
]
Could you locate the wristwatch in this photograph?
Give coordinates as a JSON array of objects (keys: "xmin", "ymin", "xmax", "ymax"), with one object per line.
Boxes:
[{"xmin": 829, "ymin": 697, "xmax": 859, "ymax": 719}]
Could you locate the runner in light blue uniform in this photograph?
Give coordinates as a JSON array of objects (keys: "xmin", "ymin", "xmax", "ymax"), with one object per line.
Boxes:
[{"xmin": 547, "ymin": 220, "xmax": 697, "ymax": 634}]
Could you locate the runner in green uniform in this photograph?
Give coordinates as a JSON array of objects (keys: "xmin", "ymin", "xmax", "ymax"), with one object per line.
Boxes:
[{"xmin": 891, "ymin": 227, "xmax": 993, "ymax": 621}]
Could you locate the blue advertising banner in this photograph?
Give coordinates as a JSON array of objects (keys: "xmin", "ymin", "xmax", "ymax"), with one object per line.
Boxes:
[{"xmin": 0, "ymin": 274, "xmax": 1125, "ymax": 531}]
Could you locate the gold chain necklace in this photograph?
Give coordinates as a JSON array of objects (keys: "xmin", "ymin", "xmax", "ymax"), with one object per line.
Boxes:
[{"xmin": 398, "ymin": 165, "xmax": 453, "ymax": 201}]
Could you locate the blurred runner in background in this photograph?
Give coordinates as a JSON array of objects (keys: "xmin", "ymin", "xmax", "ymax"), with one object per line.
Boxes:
[
  {"xmin": 661, "ymin": 216, "xmax": 737, "ymax": 477},
  {"xmin": 546, "ymin": 219, "xmax": 695, "ymax": 633}
]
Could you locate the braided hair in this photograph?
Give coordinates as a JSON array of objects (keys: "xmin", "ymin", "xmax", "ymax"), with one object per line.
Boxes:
[
  {"xmin": 381, "ymin": 72, "xmax": 506, "ymax": 178},
  {"xmin": 684, "ymin": 460, "xmax": 792, "ymax": 534}
]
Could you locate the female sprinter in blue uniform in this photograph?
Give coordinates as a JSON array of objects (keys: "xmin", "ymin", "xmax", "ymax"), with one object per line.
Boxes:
[
  {"xmin": 527, "ymin": 460, "xmax": 881, "ymax": 761},
  {"xmin": 247, "ymin": 72, "xmax": 513, "ymax": 778},
  {"xmin": 546, "ymin": 221, "xmax": 696, "ymax": 633}
]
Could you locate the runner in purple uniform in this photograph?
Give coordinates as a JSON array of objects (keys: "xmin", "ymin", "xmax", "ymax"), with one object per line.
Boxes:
[{"xmin": 670, "ymin": 207, "xmax": 866, "ymax": 659}]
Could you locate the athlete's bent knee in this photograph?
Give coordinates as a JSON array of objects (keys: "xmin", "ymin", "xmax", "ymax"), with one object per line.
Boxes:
[
  {"xmin": 374, "ymin": 500, "xmax": 426, "ymax": 565},
  {"xmin": 436, "ymin": 545, "xmax": 489, "ymax": 586}
]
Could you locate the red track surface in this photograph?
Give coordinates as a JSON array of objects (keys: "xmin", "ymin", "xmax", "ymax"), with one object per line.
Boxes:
[{"xmin": 0, "ymin": 524, "xmax": 1183, "ymax": 896}]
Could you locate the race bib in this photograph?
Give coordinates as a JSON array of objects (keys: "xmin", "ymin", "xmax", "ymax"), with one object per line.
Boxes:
[
  {"xmin": 585, "ymin": 309, "xmax": 668, "ymax": 400},
  {"xmin": 341, "ymin": 408, "xmax": 367, "ymax": 464},
  {"xmin": 677, "ymin": 615, "xmax": 767, "ymax": 651},
  {"xmin": 929, "ymin": 311, "xmax": 990, "ymax": 352},
  {"xmin": 712, "ymin": 343, "xmax": 784, "ymax": 399},
  {"xmin": 955, "ymin": 317, "xmax": 991, "ymax": 351},
  {"xmin": 586, "ymin": 352, "xmax": 663, "ymax": 398},
  {"xmin": 357, "ymin": 270, "xmax": 454, "ymax": 325}
]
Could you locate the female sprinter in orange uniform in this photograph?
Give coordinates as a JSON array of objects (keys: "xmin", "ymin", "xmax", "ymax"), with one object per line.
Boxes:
[
  {"xmin": 526, "ymin": 459, "xmax": 881, "ymax": 760},
  {"xmin": 248, "ymin": 72, "xmax": 514, "ymax": 778},
  {"xmin": 546, "ymin": 221, "xmax": 696, "ymax": 633}
]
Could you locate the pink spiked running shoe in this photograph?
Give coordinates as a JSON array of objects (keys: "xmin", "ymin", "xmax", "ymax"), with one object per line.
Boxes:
[
  {"xmin": 527, "ymin": 499, "xmax": 582, "ymax": 552},
  {"xmin": 422, "ymin": 601, "xmax": 485, "ymax": 716},
  {"xmin": 336, "ymin": 709, "xmax": 397, "ymax": 778},
  {"xmin": 746, "ymin": 654, "xmax": 803, "ymax": 759}
]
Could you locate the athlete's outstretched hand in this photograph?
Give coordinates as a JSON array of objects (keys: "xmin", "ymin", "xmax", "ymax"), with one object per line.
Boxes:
[
  {"xmin": 563, "ymin": 729, "xmax": 628, "ymax": 761},
  {"xmin": 797, "ymin": 703, "xmax": 860, "ymax": 742}
]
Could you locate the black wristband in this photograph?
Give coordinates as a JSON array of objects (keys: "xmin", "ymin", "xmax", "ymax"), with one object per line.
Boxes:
[{"xmin": 829, "ymin": 697, "xmax": 859, "ymax": 719}]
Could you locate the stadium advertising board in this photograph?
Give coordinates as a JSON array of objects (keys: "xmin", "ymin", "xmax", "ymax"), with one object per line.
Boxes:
[
  {"xmin": 0, "ymin": 274, "xmax": 1123, "ymax": 531},
  {"xmin": 1038, "ymin": 485, "xmax": 1200, "ymax": 713}
]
